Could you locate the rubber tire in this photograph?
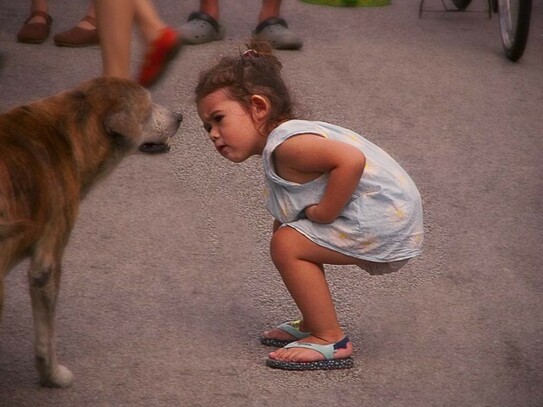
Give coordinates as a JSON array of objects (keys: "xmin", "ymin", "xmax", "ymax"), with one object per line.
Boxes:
[
  {"xmin": 498, "ymin": 0, "xmax": 532, "ymax": 62},
  {"xmin": 452, "ymin": 0, "xmax": 472, "ymax": 9}
]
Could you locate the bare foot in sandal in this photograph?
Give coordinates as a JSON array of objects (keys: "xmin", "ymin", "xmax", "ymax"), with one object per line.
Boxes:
[
  {"xmin": 260, "ymin": 320, "xmax": 311, "ymax": 347},
  {"xmin": 267, "ymin": 336, "xmax": 354, "ymax": 371},
  {"xmin": 269, "ymin": 335, "xmax": 353, "ymax": 362}
]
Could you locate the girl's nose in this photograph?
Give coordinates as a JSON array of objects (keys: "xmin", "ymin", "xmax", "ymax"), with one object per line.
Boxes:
[{"xmin": 209, "ymin": 129, "xmax": 219, "ymax": 141}]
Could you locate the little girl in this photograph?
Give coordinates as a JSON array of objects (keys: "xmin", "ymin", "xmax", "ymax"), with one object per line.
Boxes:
[{"xmin": 195, "ymin": 40, "xmax": 423, "ymax": 371}]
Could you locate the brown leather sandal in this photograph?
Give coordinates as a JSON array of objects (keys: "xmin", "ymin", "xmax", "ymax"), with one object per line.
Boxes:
[
  {"xmin": 17, "ymin": 10, "xmax": 53, "ymax": 44},
  {"xmin": 54, "ymin": 15, "xmax": 99, "ymax": 47}
]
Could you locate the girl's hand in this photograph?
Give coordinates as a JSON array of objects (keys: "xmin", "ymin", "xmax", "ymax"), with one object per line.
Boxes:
[
  {"xmin": 304, "ymin": 204, "xmax": 336, "ymax": 224},
  {"xmin": 274, "ymin": 133, "xmax": 366, "ymax": 224}
]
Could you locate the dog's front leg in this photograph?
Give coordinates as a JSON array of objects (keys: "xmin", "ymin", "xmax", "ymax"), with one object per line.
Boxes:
[{"xmin": 28, "ymin": 255, "xmax": 74, "ymax": 388}]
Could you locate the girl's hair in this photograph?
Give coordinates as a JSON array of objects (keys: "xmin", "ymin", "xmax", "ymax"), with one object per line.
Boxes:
[{"xmin": 195, "ymin": 38, "xmax": 296, "ymax": 130}]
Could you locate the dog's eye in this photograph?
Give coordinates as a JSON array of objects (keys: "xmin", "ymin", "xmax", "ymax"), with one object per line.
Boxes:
[{"xmin": 203, "ymin": 123, "xmax": 211, "ymax": 133}]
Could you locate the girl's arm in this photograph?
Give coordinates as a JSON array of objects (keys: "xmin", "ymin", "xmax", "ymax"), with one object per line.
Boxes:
[{"xmin": 273, "ymin": 134, "xmax": 366, "ymax": 224}]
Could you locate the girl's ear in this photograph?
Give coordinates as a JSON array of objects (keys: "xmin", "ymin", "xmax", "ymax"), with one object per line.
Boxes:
[{"xmin": 250, "ymin": 94, "xmax": 270, "ymax": 122}]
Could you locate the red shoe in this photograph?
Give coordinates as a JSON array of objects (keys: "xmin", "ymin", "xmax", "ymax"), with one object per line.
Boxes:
[
  {"xmin": 17, "ymin": 11, "xmax": 53, "ymax": 44},
  {"xmin": 138, "ymin": 27, "xmax": 183, "ymax": 88}
]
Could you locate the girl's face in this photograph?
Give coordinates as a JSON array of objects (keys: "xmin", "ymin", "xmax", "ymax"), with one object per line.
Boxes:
[{"xmin": 198, "ymin": 89, "xmax": 269, "ymax": 163}]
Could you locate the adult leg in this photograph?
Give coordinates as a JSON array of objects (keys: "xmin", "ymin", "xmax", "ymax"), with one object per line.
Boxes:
[
  {"xmin": 94, "ymin": 0, "xmax": 135, "ymax": 78},
  {"xmin": 179, "ymin": 0, "xmax": 224, "ymax": 45},
  {"xmin": 198, "ymin": 0, "xmax": 220, "ymax": 22},
  {"xmin": 133, "ymin": 0, "xmax": 183, "ymax": 88},
  {"xmin": 17, "ymin": 0, "xmax": 52, "ymax": 43},
  {"xmin": 25, "ymin": 0, "xmax": 49, "ymax": 24},
  {"xmin": 258, "ymin": 0, "xmax": 281, "ymax": 23},
  {"xmin": 53, "ymin": 1, "xmax": 99, "ymax": 47},
  {"xmin": 268, "ymin": 226, "xmax": 355, "ymax": 362},
  {"xmin": 134, "ymin": 0, "xmax": 167, "ymax": 43},
  {"xmin": 95, "ymin": 0, "xmax": 181, "ymax": 87},
  {"xmin": 75, "ymin": 1, "xmax": 97, "ymax": 30},
  {"xmin": 254, "ymin": 0, "xmax": 303, "ymax": 50}
]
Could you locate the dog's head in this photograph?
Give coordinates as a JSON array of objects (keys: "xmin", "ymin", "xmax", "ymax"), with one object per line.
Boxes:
[{"xmin": 73, "ymin": 77, "xmax": 182, "ymax": 153}]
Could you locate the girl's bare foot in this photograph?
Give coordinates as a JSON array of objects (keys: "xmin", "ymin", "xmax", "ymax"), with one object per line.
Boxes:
[
  {"xmin": 261, "ymin": 327, "xmax": 298, "ymax": 342},
  {"xmin": 260, "ymin": 320, "xmax": 312, "ymax": 347},
  {"xmin": 268, "ymin": 335, "xmax": 353, "ymax": 363}
]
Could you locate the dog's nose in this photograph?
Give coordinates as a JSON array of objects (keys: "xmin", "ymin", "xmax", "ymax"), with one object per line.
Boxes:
[{"xmin": 175, "ymin": 112, "xmax": 183, "ymax": 124}]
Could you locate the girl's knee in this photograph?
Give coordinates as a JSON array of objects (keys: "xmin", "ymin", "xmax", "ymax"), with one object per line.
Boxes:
[{"xmin": 270, "ymin": 226, "xmax": 297, "ymax": 267}]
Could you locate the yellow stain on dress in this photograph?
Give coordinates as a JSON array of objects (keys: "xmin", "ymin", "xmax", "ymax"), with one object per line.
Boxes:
[
  {"xmin": 280, "ymin": 204, "xmax": 288, "ymax": 218},
  {"xmin": 410, "ymin": 233, "xmax": 424, "ymax": 247},
  {"xmin": 338, "ymin": 231, "xmax": 348, "ymax": 240},
  {"xmin": 386, "ymin": 202, "xmax": 407, "ymax": 221},
  {"xmin": 329, "ymin": 229, "xmax": 353, "ymax": 248},
  {"xmin": 394, "ymin": 172, "xmax": 410, "ymax": 188},
  {"xmin": 347, "ymin": 133, "xmax": 360, "ymax": 143},
  {"xmin": 361, "ymin": 237, "xmax": 379, "ymax": 251},
  {"xmin": 395, "ymin": 207, "xmax": 407, "ymax": 219},
  {"xmin": 364, "ymin": 161, "xmax": 373, "ymax": 175}
]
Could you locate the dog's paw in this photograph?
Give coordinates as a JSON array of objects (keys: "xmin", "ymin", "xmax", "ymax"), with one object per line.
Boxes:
[{"xmin": 40, "ymin": 364, "xmax": 74, "ymax": 388}]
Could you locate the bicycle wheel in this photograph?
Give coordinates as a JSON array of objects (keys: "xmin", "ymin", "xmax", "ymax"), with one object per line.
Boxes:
[
  {"xmin": 452, "ymin": 0, "xmax": 472, "ymax": 9},
  {"xmin": 498, "ymin": 0, "xmax": 532, "ymax": 61}
]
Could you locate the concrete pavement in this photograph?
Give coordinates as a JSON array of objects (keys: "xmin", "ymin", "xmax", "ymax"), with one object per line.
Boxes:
[{"xmin": 1, "ymin": 0, "xmax": 542, "ymax": 406}]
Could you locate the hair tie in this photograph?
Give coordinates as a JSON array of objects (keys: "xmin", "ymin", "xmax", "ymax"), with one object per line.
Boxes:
[{"xmin": 242, "ymin": 49, "xmax": 259, "ymax": 58}]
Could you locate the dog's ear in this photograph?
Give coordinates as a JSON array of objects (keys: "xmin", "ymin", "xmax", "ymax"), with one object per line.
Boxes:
[{"xmin": 103, "ymin": 110, "xmax": 141, "ymax": 150}]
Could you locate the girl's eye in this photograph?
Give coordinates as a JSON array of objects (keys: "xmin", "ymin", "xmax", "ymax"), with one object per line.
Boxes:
[{"xmin": 213, "ymin": 115, "xmax": 223, "ymax": 123}]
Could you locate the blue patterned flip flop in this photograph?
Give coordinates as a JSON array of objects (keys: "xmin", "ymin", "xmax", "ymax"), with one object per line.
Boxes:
[
  {"xmin": 260, "ymin": 319, "xmax": 312, "ymax": 347},
  {"xmin": 266, "ymin": 336, "xmax": 354, "ymax": 371}
]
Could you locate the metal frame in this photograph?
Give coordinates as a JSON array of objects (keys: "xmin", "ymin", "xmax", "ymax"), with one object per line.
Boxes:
[{"xmin": 419, "ymin": 0, "xmax": 492, "ymax": 19}]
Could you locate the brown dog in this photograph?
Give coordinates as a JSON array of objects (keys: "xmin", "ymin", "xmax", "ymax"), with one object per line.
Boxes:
[{"xmin": 0, "ymin": 77, "xmax": 181, "ymax": 387}]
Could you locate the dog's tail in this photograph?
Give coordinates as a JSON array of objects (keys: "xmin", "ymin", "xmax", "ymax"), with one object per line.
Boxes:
[{"xmin": 0, "ymin": 221, "xmax": 31, "ymax": 241}]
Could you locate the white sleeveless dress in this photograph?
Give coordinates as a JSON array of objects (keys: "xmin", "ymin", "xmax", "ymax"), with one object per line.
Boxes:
[{"xmin": 262, "ymin": 120, "xmax": 423, "ymax": 263}]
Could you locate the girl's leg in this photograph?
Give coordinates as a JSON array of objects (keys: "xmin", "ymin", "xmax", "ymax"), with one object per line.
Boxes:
[
  {"xmin": 268, "ymin": 226, "xmax": 357, "ymax": 362},
  {"xmin": 94, "ymin": 0, "xmax": 134, "ymax": 78}
]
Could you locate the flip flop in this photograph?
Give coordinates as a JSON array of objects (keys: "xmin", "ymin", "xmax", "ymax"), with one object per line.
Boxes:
[
  {"xmin": 266, "ymin": 336, "xmax": 354, "ymax": 371},
  {"xmin": 179, "ymin": 12, "xmax": 225, "ymax": 45},
  {"xmin": 259, "ymin": 319, "xmax": 312, "ymax": 347}
]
